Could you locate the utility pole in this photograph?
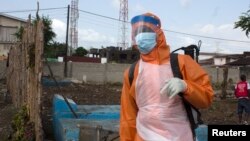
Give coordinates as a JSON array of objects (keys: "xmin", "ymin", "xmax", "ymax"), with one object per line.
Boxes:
[{"xmin": 64, "ymin": 5, "xmax": 70, "ymax": 77}]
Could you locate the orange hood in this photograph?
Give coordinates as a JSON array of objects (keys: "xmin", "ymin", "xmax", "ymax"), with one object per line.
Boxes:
[{"xmin": 132, "ymin": 13, "xmax": 170, "ymax": 65}]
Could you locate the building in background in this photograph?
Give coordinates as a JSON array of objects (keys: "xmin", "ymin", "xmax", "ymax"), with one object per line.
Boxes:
[
  {"xmin": 0, "ymin": 13, "xmax": 26, "ymax": 60},
  {"xmin": 89, "ymin": 46, "xmax": 139, "ymax": 64},
  {"xmin": 198, "ymin": 52, "xmax": 246, "ymax": 67}
]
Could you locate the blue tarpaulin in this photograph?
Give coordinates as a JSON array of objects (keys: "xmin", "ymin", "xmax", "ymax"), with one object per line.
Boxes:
[{"xmin": 53, "ymin": 94, "xmax": 208, "ymax": 141}]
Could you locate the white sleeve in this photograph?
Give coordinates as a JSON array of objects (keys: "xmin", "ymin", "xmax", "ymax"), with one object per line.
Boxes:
[{"xmin": 248, "ymin": 82, "xmax": 250, "ymax": 90}]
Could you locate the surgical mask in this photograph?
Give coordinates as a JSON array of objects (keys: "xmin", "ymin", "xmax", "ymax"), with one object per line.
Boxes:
[{"xmin": 135, "ymin": 33, "xmax": 156, "ymax": 54}]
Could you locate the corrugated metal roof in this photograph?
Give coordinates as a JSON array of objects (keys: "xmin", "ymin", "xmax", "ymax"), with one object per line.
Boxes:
[
  {"xmin": 0, "ymin": 13, "xmax": 27, "ymax": 23},
  {"xmin": 200, "ymin": 52, "xmax": 244, "ymax": 58},
  {"xmin": 198, "ymin": 58, "xmax": 214, "ymax": 66},
  {"xmin": 225, "ymin": 57, "xmax": 250, "ymax": 66}
]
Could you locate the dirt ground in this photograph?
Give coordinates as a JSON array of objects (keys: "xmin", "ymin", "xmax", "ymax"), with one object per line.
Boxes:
[{"xmin": 0, "ymin": 79, "xmax": 243, "ymax": 140}]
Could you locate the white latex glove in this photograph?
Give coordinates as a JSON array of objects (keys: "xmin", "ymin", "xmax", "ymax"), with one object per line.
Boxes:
[{"xmin": 160, "ymin": 78, "xmax": 187, "ymax": 99}]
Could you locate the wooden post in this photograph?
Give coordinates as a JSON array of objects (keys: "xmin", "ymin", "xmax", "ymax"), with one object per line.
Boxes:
[
  {"xmin": 221, "ymin": 67, "xmax": 228, "ymax": 99},
  {"xmin": 6, "ymin": 15, "xmax": 44, "ymax": 140}
]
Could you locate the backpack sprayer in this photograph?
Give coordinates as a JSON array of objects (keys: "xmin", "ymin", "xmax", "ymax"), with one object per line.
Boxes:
[{"xmin": 171, "ymin": 40, "xmax": 202, "ymax": 63}]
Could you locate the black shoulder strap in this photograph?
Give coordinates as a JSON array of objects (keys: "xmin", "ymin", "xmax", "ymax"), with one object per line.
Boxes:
[
  {"xmin": 129, "ymin": 60, "xmax": 138, "ymax": 86},
  {"xmin": 170, "ymin": 53, "xmax": 198, "ymax": 140},
  {"xmin": 170, "ymin": 53, "xmax": 183, "ymax": 79}
]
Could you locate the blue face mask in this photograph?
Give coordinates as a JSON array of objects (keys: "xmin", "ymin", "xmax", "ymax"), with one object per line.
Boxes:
[{"xmin": 135, "ymin": 33, "xmax": 157, "ymax": 54}]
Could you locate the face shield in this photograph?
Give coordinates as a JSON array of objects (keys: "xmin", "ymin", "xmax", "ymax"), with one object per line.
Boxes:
[{"xmin": 131, "ymin": 14, "xmax": 161, "ymax": 47}]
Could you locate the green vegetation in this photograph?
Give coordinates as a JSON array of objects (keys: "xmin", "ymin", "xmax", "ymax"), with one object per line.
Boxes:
[
  {"xmin": 235, "ymin": 9, "xmax": 250, "ymax": 37},
  {"xmin": 11, "ymin": 106, "xmax": 35, "ymax": 141},
  {"xmin": 14, "ymin": 16, "xmax": 58, "ymax": 58},
  {"xmin": 14, "ymin": 16, "xmax": 90, "ymax": 59},
  {"xmin": 45, "ymin": 41, "xmax": 66, "ymax": 58},
  {"xmin": 73, "ymin": 47, "xmax": 88, "ymax": 56}
]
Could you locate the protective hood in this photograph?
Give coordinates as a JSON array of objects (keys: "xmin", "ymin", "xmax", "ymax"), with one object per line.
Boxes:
[{"xmin": 131, "ymin": 13, "xmax": 170, "ymax": 64}]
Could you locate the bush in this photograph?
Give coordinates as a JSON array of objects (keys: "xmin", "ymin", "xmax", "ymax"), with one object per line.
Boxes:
[{"xmin": 11, "ymin": 106, "xmax": 35, "ymax": 141}]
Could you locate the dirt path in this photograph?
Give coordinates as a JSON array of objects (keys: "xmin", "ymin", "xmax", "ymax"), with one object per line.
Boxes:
[
  {"xmin": 0, "ymin": 79, "xmax": 14, "ymax": 140},
  {"xmin": 0, "ymin": 103, "xmax": 17, "ymax": 141},
  {"xmin": 0, "ymin": 80, "xmax": 242, "ymax": 141}
]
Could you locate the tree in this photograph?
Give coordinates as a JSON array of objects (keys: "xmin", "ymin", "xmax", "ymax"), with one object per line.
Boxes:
[
  {"xmin": 46, "ymin": 41, "xmax": 66, "ymax": 58},
  {"xmin": 33, "ymin": 16, "xmax": 56, "ymax": 55},
  {"xmin": 234, "ymin": 10, "xmax": 250, "ymax": 37},
  {"xmin": 14, "ymin": 26, "xmax": 24, "ymax": 40},
  {"xmin": 15, "ymin": 15, "xmax": 56, "ymax": 56},
  {"xmin": 73, "ymin": 47, "xmax": 88, "ymax": 56}
]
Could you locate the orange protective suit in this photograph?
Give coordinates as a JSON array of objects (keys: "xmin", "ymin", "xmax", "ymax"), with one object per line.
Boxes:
[{"xmin": 119, "ymin": 13, "xmax": 214, "ymax": 141}]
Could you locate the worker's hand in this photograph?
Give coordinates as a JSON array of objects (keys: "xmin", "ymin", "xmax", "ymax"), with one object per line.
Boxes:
[{"xmin": 160, "ymin": 78, "xmax": 187, "ymax": 99}]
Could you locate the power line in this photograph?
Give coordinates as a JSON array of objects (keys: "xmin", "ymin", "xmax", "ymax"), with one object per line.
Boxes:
[
  {"xmin": 2, "ymin": 7, "xmax": 250, "ymax": 44},
  {"xmin": 80, "ymin": 14, "xmax": 118, "ymax": 26},
  {"xmin": 78, "ymin": 9, "xmax": 128, "ymax": 23},
  {"xmin": 78, "ymin": 8, "xmax": 250, "ymax": 44},
  {"xmin": 0, "ymin": 7, "xmax": 67, "ymax": 14},
  {"xmin": 163, "ymin": 29, "xmax": 250, "ymax": 44}
]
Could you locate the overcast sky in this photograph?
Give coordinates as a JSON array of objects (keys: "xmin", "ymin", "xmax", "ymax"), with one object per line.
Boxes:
[{"xmin": 1, "ymin": 0, "xmax": 250, "ymax": 54}]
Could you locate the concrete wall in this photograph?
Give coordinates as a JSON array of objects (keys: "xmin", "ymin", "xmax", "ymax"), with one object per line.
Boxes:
[
  {"xmin": 71, "ymin": 62, "xmax": 107, "ymax": 83},
  {"xmin": 43, "ymin": 62, "xmax": 130, "ymax": 84},
  {"xmin": 240, "ymin": 67, "xmax": 250, "ymax": 80},
  {"xmin": 105, "ymin": 63, "xmax": 130, "ymax": 83},
  {"xmin": 1, "ymin": 60, "xmax": 244, "ymax": 84},
  {"xmin": 43, "ymin": 62, "xmax": 242, "ymax": 84},
  {"xmin": 43, "ymin": 62, "xmax": 64, "ymax": 80},
  {"xmin": 204, "ymin": 66, "xmax": 240, "ymax": 84}
]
